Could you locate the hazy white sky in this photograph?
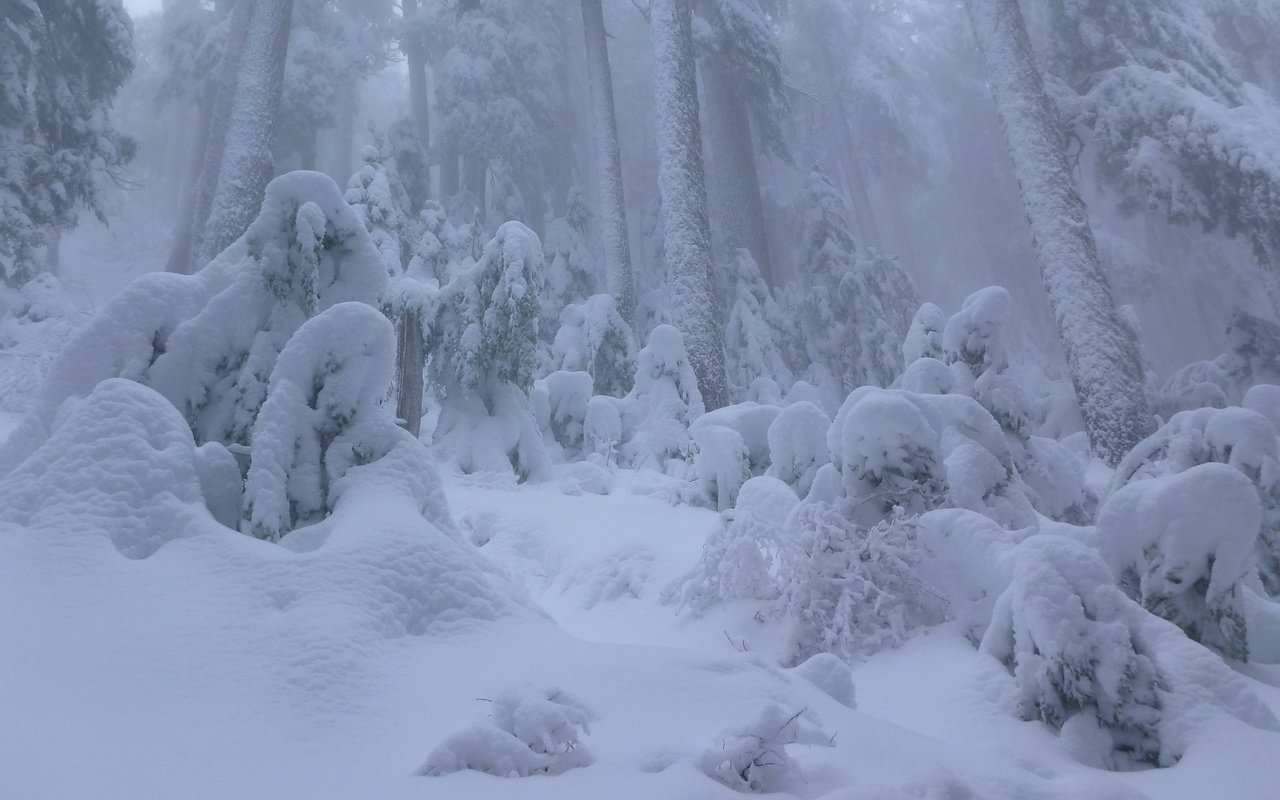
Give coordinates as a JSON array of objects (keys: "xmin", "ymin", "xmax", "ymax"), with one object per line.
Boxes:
[{"xmin": 123, "ymin": 0, "xmax": 164, "ymax": 18}]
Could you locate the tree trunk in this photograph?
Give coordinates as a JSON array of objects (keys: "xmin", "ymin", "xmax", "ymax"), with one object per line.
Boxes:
[
  {"xmin": 465, "ymin": 154, "xmax": 487, "ymax": 221},
  {"xmin": 819, "ymin": 36, "xmax": 882, "ymax": 252},
  {"xmin": 43, "ymin": 226, "xmax": 60, "ymax": 276},
  {"xmin": 200, "ymin": 0, "xmax": 294, "ymax": 264},
  {"xmin": 402, "ymin": 0, "xmax": 431, "ymax": 162},
  {"xmin": 967, "ymin": 0, "xmax": 1153, "ymax": 465},
  {"xmin": 299, "ymin": 125, "xmax": 318, "ymax": 171},
  {"xmin": 702, "ymin": 62, "xmax": 774, "ymax": 286},
  {"xmin": 165, "ymin": 90, "xmax": 215, "ymax": 274},
  {"xmin": 396, "ymin": 309, "xmax": 425, "ymax": 439},
  {"xmin": 441, "ymin": 148, "xmax": 460, "ymax": 198},
  {"xmin": 651, "ymin": 0, "xmax": 728, "ymax": 410},
  {"xmin": 182, "ymin": 0, "xmax": 254, "ymax": 271},
  {"xmin": 332, "ymin": 78, "xmax": 359, "ymax": 187},
  {"xmin": 580, "ymin": 0, "xmax": 636, "ymax": 323}
]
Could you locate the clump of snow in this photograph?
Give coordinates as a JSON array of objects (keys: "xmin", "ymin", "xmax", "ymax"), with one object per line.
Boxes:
[
  {"xmin": 531, "ymin": 369, "xmax": 594, "ymax": 459},
  {"xmin": 420, "ymin": 686, "xmax": 595, "ymax": 778},
  {"xmin": 792, "ymin": 653, "xmax": 856, "ymax": 708},
  {"xmin": 0, "ymin": 378, "xmax": 210, "ymax": 559}
]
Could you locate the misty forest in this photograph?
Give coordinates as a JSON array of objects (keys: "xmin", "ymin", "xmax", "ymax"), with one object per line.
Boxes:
[{"xmin": 4, "ymin": 0, "xmax": 1280, "ymax": 797}]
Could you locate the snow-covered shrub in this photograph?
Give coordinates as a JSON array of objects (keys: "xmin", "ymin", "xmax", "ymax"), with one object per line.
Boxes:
[
  {"xmin": 914, "ymin": 509, "xmax": 1022, "ymax": 639},
  {"xmin": 1158, "ymin": 309, "xmax": 1280, "ymax": 414},
  {"xmin": 243, "ymin": 303, "xmax": 404, "ymax": 541},
  {"xmin": 693, "ymin": 424, "xmax": 751, "ymax": 512},
  {"xmin": 765, "ymin": 400, "xmax": 831, "ymax": 498},
  {"xmin": 746, "ymin": 376, "xmax": 782, "ymax": 405},
  {"xmin": 693, "ymin": 402, "xmax": 780, "ymax": 477},
  {"xmin": 424, "ymin": 221, "xmax": 550, "ymax": 481},
  {"xmin": 0, "ymin": 171, "xmax": 386, "ymax": 478},
  {"xmin": 670, "ymin": 475, "xmax": 797, "ymax": 612},
  {"xmin": 980, "ymin": 535, "xmax": 1165, "ymax": 769},
  {"xmin": 899, "ymin": 287, "xmax": 1088, "ymax": 523},
  {"xmin": 719, "ymin": 249, "xmax": 795, "ymax": 399},
  {"xmin": 781, "ymin": 501, "xmax": 946, "ymax": 664},
  {"xmin": 550, "ymin": 294, "xmax": 637, "ymax": 397},
  {"xmin": 147, "ymin": 172, "xmax": 387, "ymax": 448},
  {"xmin": 827, "ymin": 389, "xmax": 947, "ymax": 527},
  {"xmin": 1110, "ymin": 405, "xmax": 1280, "ymax": 597},
  {"xmin": 583, "ymin": 395, "xmax": 622, "ymax": 465},
  {"xmin": 531, "ymin": 370, "xmax": 593, "ymax": 459},
  {"xmin": 1098, "ymin": 463, "xmax": 1259, "ymax": 660},
  {"xmin": 698, "ymin": 705, "xmax": 828, "ymax": 794},
  {"xmin": 617, "ymin": 324, "xmax": 704, "ymax": 470},
  {"xmin": 420, "ymin": 687, "xmax": 594, "ymax": 778}
]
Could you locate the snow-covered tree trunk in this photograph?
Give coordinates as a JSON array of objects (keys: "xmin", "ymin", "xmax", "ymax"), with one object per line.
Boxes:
[
  {"xmin": 180, "ymin": 0, "xmax": 255, "ymax": 272},
  {"xmin": 200, "ymin": 0, "xmax": 294, "ymax": 264},
  {"xmin": 967, "ymin": 0, "xmax": 1153, "ymax": 465},
  {"xmin": 651, "ymin": 0, "xmax": 729, "ymax": 410},
  {"xmin": 165, "ymin": 87, "xmax": 215, "ymax": 274},
  {"xmin": 703, "ymin": 63, "xmax": 774, "ymax": 286},
  {"xmin": 402, "ymin": 0, "xmax": 432, "ymax": 172},
  {"xmin": 580, "ymin": 0, "xmax": 636, "ymax": 325}
]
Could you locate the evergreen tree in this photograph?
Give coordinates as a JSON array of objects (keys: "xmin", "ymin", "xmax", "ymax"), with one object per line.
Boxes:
[{"xmin": 0, "ymin": 0, "xmax": 136, "ymax": 287}]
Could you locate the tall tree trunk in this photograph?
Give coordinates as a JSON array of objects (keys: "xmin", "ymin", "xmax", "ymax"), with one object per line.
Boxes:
[
  {"xmin": 819, "ymin": 36, "xmax": 881, "ymax": 251},
  {"xmin": 465, "ymin": 154, "xmax": 487, "ymax": 221},
  {"xmin": 181, "ymin": 0, "xmax": 254, "ymax": 271},
  {"xmin": 967, "ymin": 0, "xmax": 1152, "ymax": 465},
  {"xmin": 396, "ymin": 310, "xmax": 425, "ymax": 438},
  {"xmin": 299, "ymin": 126, "xmax": 318, "ymax": 171},
  {"xmin": 651, "ymin": 0, "xmax": 728, "ymax": 410},
  {"xmin": 333, "ymin": 79, "xmax": 359, "ymax": 187},
  {"xmin": 580, "ymin": 0, "xmax": 636, "ymax": 323},
  {"xmin": 702, "ymin": 63, "xmax": 774, "ymax": 286},
  {"xmin": 401, "ymin": 0, "xmax": 431, "ymax": 163},
  {"xmin": 43, "ymin": 226, "xmax": 60, "ymax": 276},
  {"xmin": 441, "ymin": 148, "xmax": 461, "ymax": 198},
  {"xmin": 200, "ymin": 0, "xmax": 294, "ymax": 264},
  {"xmin": 165, "ymin": 90, "xmax": 215, "ymax": 274}
]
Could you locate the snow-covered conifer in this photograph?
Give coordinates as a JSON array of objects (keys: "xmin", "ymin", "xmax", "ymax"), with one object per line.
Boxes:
[
  {"xmin": 551, "ymin": 294, "xmax": 637, "ymax": 398},
  {"xmin": 618, "ymin": 324, "xmax": 704, "ymax": 469}
]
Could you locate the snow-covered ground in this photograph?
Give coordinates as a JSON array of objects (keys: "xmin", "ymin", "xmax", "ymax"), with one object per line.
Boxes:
[{"xmin": 3, "ymin": 435, "xmax": 1279, "ymax": 799}]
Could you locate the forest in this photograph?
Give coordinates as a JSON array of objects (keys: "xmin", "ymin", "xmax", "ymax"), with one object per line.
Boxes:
[{"xmin": 3, "ymin": 0, "xmax": 1280, "ymax": 798}]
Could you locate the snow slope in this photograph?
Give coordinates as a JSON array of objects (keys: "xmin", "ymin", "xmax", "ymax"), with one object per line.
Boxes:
[{"xmin": 4, "ymin": 426, "xmax": 1280, "ymax": 799}]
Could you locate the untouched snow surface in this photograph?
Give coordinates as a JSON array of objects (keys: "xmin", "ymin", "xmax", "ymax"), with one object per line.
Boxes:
[{"xmin": 4, "ymin": 417, "xmax": 1280, "ymax": 799}]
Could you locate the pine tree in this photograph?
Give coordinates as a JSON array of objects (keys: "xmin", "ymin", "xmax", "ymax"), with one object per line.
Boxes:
[
  {"xmin": 651, "ymin": 0, "xmax": 730, "ymax": 410},
  {"xmin": 966, "ymin": 0, "xmax": 1154, "ymax": 465},
  {"xmin": 0, "ymin": 0, "xmax": 135, "ymax": 287}
]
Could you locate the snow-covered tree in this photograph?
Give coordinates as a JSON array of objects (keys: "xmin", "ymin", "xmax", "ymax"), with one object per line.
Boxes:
[
  {"xmin": 965, "ymin": 0, "xmax": 1154, "ymax": 466},
  {"xmin": 765, "ymin": 400, "xmax": 830, "ymax": 499},
  {"xmin": 787, "ymin": 167, "xmax": 917, "ymax": 395},
  {"xmin": 1028, "ymin": 0, "xmax": 1280, "ymax": 317},
  {"xmin": 423, "ymin": 221, "xmax": 550, "ymax": 480},
  {"xmin": 345, "ymin": 144, "xmax": 412, "ymax": 280},
  {"xmin": 719, "ymin": 250, "xmax": 794, "ymax": 400},
  {"xmin": 695, "ymin": 0, "xmax": 788, "ymax": 284},
  {"xmin": 551, "ymin": 294, "xmax": 637, "ymax": 398},
  {"xmin": 1, "ymin": 0, "xmax": 135, "ymax": 286},
  {"xmin": 244, "ymin": 302, "xmax": 402, "ymax": 540},
  {"xmin": 580, "ymin": 0, "xmax": 636, "ymax": 323},
  {"xmin": 650, "ymin": 0, "xmax": 730, "ymax": 410},
  {"xmin": 540, "ymin": 188, "xmax": 599, "ymax": 336},
  {"xmin": 617, "ymin": 323, "xmax": 704, "ymax": 469},
  {"xmin": 980, "ymin": 535, "xmax": 1165, "ymax": 769}
]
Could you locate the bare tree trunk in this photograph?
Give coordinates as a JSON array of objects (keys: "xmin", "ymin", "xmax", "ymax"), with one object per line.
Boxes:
[
  {"xmin": 165, "ymin": 92, "xmax": 215, "ymax": 275},
  {"xmin": 702, "ymin": 63, "xmax": 774, "ymax": 285},
  {"xmin": 396, "ymin": 310, "xmax": 424, "ymax": 438},
  {"xmin": 967, "ymin": 0, "xmax": 1153, "ymax": 465},
  {"xmin": 180, "ymin": 0, "xmax": 254, "ymax": 271},
  {"xmin": 651, "ymin": 0, "xmax": 728, "ymax": 410},
  {"xmin": 581, "ymin": 0, "xmax": 636, "ymax": 323},
  {"xmin": 200, "ymin": 0, "xmax": 294, "ymax": 264}
]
